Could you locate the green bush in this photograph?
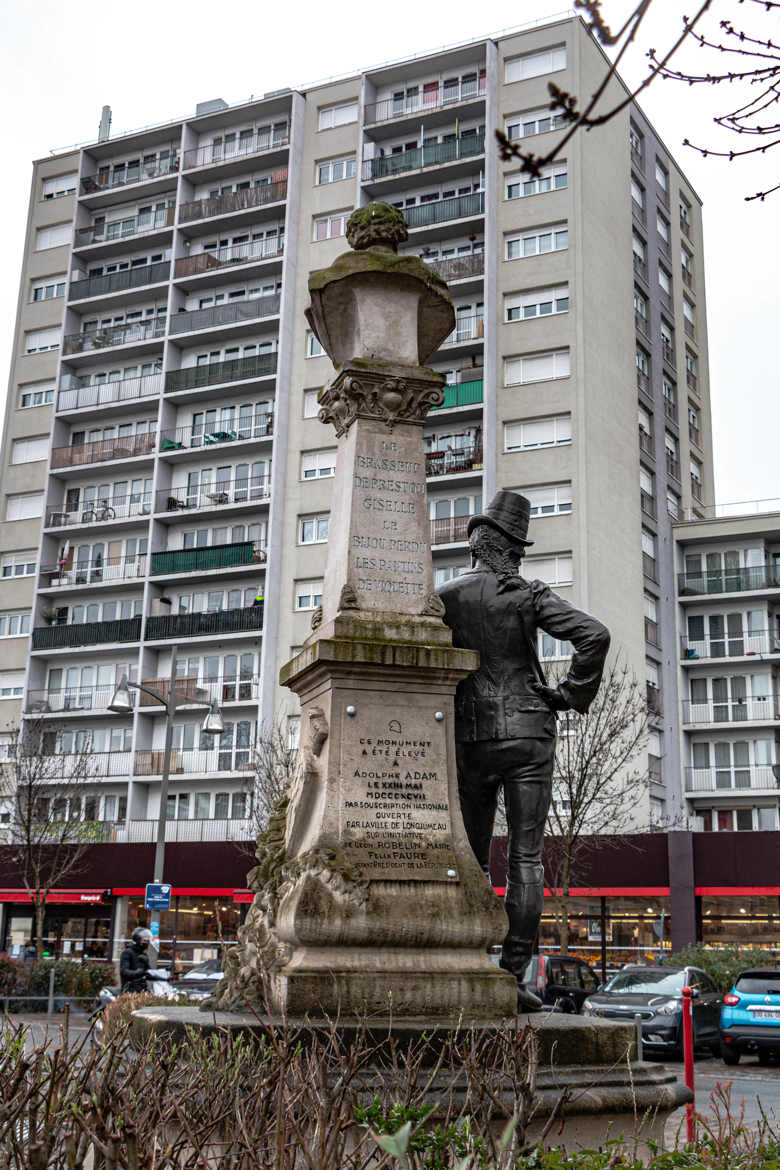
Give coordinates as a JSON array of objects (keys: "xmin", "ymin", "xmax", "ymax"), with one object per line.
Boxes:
[
  {"xmin": 666, "ymin": 942, "xmax": 777, "ymax": 992},
  {"xmin": 0, "ymin": 954, "xmax": 27, "ymax": 995},
  {"xmin": 27, "ymin": 958, "xmax": 115, "ymax": 1001}
]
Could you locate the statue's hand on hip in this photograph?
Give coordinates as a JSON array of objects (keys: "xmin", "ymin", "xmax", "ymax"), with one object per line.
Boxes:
[{"xmin": 531, "ymin": 682, "xmax": 571, "ymax": 712}]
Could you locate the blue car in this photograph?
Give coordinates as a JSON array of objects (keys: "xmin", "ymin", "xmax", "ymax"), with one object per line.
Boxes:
[{"xmin": 720, "ymin": 968, "xmax": 780, "ymax": 1065}]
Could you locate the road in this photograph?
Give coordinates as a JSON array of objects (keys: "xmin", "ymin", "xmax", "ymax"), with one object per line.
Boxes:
[{"xmin": 663, "ymin": 1053, "xmax": 780, "ymax": 1137}]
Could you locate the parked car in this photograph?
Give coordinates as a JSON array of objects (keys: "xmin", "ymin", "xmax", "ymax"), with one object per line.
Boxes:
[
  {"xmin": 177, "ymin": 957, "xmax": 223, "ymax": 1002},
  {"xmin": 582, "ymin": 965, "xmax": 722, "ymax": 1056},
  {"xmin": 720, "ymin": 968, "xmax": 780, "ymax": 1065},
  {"xmin": 489, "ymin": 949, "xmax": 600, "ymax": 1012}
]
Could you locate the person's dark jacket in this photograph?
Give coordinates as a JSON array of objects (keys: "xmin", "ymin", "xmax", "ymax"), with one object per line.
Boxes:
[{"xmin": 119, "ymin": 943, "xmax": 150, "ymax": 994}]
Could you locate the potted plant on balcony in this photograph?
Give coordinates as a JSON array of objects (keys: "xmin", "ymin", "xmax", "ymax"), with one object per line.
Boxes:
[{"xmin": 41, "ymin": 608, "xmax": 60, "ymax": 625}]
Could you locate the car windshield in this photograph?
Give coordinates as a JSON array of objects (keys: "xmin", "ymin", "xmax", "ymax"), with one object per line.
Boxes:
[
  {"xmin": 735, "ymin": 974, "xmax": 780, "ymax": 995},
  {"xmin": 603, "ymin": 969, "xmax": 685, "ymax": 996},
  {"xmin": 181, "ymin": 959, "xmax": 222, "ymax": 978}
]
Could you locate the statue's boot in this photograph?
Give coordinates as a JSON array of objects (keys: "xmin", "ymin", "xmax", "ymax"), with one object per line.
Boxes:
[{"xmin": 501, "ymin": 862, "xmax": 545, "ymax": 1013}]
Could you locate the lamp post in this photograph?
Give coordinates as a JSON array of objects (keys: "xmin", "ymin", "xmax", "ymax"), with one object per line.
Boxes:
[{"xmin": 109, "ymin": 646, "xmax": 225, "ymax": 955}]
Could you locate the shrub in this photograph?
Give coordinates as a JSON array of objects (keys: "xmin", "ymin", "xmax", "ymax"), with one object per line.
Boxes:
[
  {"xmin": 0, "ymin": 954, "xmax": 27, "ymax": 996},
  {"xmin": 666, "ymin": 942, "xmax": 778, "ymax": 992},
  {"xmin": 99, "ymin": 991, "xmax": 161, "ymax": 1041}
]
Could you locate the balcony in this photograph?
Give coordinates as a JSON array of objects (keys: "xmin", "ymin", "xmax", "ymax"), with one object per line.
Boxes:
[
  {"xmin": 430, "ymin": 515, "xmax": 470, "ymax": 545},
  {"xmin": 640, "ymin": 490, "xmax": 656, "ymax": 519},
  {"xmin": 682, "ymin": 630, "xmax": 780, "ymax": 661},
  {"xmin": 426, "ymin": 253, "xmax": 484, "ymax": 283},
  {"xmin": 659, "ymin": 288, "xmax": 673, "ymax": 314},
  {"xmin": 646, "ymin": 683, "xmax": 662, "ymax": 715},
  {"xmin": 69, "ymin": 261, "xmax": 170, "ymax": 302},
  {"xmin": 75, "ymin": 207, "xmax": 175, "ymax": 247},
  {"xmin": 165, "ymin": 352, "xmax": 277, "ymax": 394},
  {"xmin": 26, "ymin": 684, "xmax": 136, "ymax": 715},
  {"xmin": 679, "ymin": 564, "xmax": 780, "ymax": 596},
  {"xmin": 81, "ymin": 158, "xmax": 178, "ymax": 194},
  {"xmin": 666, "ymin": 454, "xmax": 680, "ymax": 481},
  {"xmin": 430, "ymin": 379, "xmax": 483, "ymax": 412},
  {"xmin": 63, "ymin": 318, "xmax": 165, "ymax": 355},
  {"xmin": 151, "ymin": 540, "xmax": 266, "ymax": 577},
  {"xmin": 157, "ymin": 476, "xmax": 271, "ymax": 515},
  {"xmin": 363, "ymin": 135, "xmax": 485, "ymax": 183},
  {"xmin": 630, "ymin": 142, "xmax": 644, "ymax": 169},
  {"xmin": 50, "ymin": 432, "xmax": 156, "ymax": 470},
  {"xmin": 183, "ymin": 131, "xmax": 289, "ymax": 171},
  {"xmin": 680, "ymin": 216, "xmax": 691, "ymax": 239},
  {"xmin": 636, "ymin": 370, "xmax": 650, "ymax": 396},
  {"xmin": 439, "ymin": 315, "xmax": 484, "ymax": 349},
  {"xmin": 169, "ymin": 293, "xmax": 280, "ymax": 337},
  {"xmin": 365, "ymin": 78, "xmax": 486, "ymax": 126},
  {"xmin": 41, "ymin": 554, "xmax": 147, "ymax": 588},
  {"xmin": 425, "ymin": 444, "xmax": 482, "ymax": 477},
  {"xmin": 661, "ymin": 340, "xmax": 675, "ymax": 368},
  {"xmin": 686, "ymin": 370, "xmax": 698, "ymax": 393},
  {"xmin": 44, "ymin": 750, "xmax": 132, "ymax": 779},
  {"xmin": 685, "ymin": 766, "xmax": 778, "ymax": 794},
  {"xmin": 145, "ymin": 605, "xmax": 264, "ymax": 641},
  {"xmin": 135, "ymin": 747, "xmax": 255, "ymax": 776},
  {"xmin": 664, "ymin": 398, "xmax": 677, "ymax": 422},
  {"xmin": 634, "ymin": 310, "xmax": 648, "ymax": 336},
  {"xmin": 682, "ymin": 268, "xmax": 693, "ymax": 291},
  {"xmin": 631, "ymin": 200, "xmax": 646, "ymax": 228},
  {"xmin": 684, "ymin": 318, "xmax": 696, "ymax": 341},
  {"xmin": 682, "ymin": 696, "xmax": 779, "ymax": 725},
  {"xmin": 642, "ymin": 552, "xmax": 658, "ymax": 583},
  {"xmin": 405, "ymin": 192, "xmax": 484, "ymax": 231},
  {"xmin": 45, "ymin": 495, "xmax": 151, "ymax": 530},
  {"xmin": 689, "ymin": 423, "xmax": 701, "ymax": 448},
  {"xmin": 639, "ymin": 430, "xmax": 654, "ymax": 458},
  {"xmin": 633, "ymin": 254, "xmax": 648, "ymax": 282},
  {"xmin": 31, "ymin": 616, "xmax": 142, "ymax": 650},
  {"xmin": 139, "ymin": 674, "xmax": 258, "ymax": 707},
  {"xmin": 644, "ymin": 617, "xmax": 660, "ymax": 647},
  {"xmin": 691, "ymin": 478, "xmax": 702, "ymax": 502},
  {"xmin": 179, "ymin": 178, "xmax": 288, "ymax": 224},
  {"xmin": 174, "ymin": 238, "xmax": 284, "ymax": 279},
  {"xmin": 58, "ymin": 371, "xmax": 163, "ymax": 414},
  {"xmin": 106, "ymin": 818, "xmax": 254, "ymax": 843}
]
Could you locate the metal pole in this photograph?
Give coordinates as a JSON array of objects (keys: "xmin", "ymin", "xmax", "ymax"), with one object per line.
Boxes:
[
  {"xmin": 600, "ymin": 896, "xmax": 608, "ymax": 986},
  {"xmin": 149, "ymin": 647, "xmax": 178, "ymax": 961},
  {"xmin": 682, "ymin": 985, "xmax": 695, "ymax": 1141},
  {"xmin": 47, "ymin": 966, "xmax": 55, "ymax": 1017},
  {"xmin": 634, "ymin": 1013, "xmax": 643, "ymax": 1062}
]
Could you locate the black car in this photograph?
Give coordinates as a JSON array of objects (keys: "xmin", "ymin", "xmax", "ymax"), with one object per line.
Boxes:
[
  {"xmin": 490, "ymin": 949, "xmax": 600, "ymax": 1012},
  {"xmin": 582, "ymin": 965, "xmax": 722, "ymax": 1057}
]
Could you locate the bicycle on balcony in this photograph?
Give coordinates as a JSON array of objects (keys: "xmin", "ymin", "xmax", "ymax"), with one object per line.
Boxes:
[{"xmin": 80, "ymin": 503, "xmax": 116, "ymax": 523}]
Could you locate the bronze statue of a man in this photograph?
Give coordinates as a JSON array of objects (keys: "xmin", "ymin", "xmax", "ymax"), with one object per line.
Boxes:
[{"xmin": 437, "ymin": 491, "xmax": 610, "ymax": 1011}]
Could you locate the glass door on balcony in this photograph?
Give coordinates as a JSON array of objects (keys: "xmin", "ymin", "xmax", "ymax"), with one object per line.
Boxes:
[
  {"xmin": 216, "ymin": 720, "xmax": 253, "ymax": 771},
  {"xmin": 430, "ymin": 493, "xmax": 480, "ymax": 544},
  {"xmin": 711, "ymin": 676, "xmax": 746, "ymax": 721}
]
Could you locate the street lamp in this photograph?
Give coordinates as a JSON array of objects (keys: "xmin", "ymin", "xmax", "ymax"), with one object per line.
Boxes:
[{"xmin": 109, "ymin": 646, "xmax": 225, "ymax": 956}]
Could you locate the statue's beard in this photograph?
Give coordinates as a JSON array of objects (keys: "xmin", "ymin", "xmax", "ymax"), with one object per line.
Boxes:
[{"xmin": 469, "ymin": 525, "xmax": 522, "ymax": 581}]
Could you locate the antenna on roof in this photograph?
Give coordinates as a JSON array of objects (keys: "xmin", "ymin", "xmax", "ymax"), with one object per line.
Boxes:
[{"xmin": 98, "ymin": 106, "xmax": 112, "ymax": 142}]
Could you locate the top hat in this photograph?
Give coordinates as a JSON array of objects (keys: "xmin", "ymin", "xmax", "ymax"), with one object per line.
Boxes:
[{"xmin": 467, "ymin": 490, "xmax": 534, "ymax": 547}]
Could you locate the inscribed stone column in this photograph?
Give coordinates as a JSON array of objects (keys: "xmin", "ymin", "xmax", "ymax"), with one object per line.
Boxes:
[{"xmin": 218, "ymin": 204, "xmax": 515, "ymax": 1021}]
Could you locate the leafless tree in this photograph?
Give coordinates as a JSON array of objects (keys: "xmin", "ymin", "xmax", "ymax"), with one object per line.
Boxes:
[
  {"xmin": 543, "ymin": 657, "xmax": 649, "ymax": 954},
  {"xmin": 497, "ymin": 0, "xmax": 780, "ymax": 201},
  {"xmin": 0, "ymin": 718, "xmax": 100, "ymax": 958},
  {"xmin": 235, "ymin": 721, "xmax": 298, "ymax": 859}
]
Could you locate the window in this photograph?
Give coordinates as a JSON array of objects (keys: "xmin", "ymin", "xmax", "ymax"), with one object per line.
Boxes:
[
  {"xmin": 0, "ymin": 613, "xmax": 30, "ymax": 638},
  {"xmin": 506, "ymin": 163, "xmax": 567, "ymax": 199},
  {"xmin": 301, "ymin": 449, "xmax": 336, "ymax": 480},
  {"xmin": 524, "ymin": 483, "xmax": 572, "ymax": 516},
  {"xmin": 6, "ymin": 492, "xmax": 43, "ymax": 521},
  {"xmin": 640, "ymin": 466, "xmax": 654, "ymax": 497},
  {"xmin": 19, "ymin": 381, "xmax": 55, "ymax": 409},
  {"xmin": 434, "ymin": 563, "xmax": 469, "ymax": 586},
  {"xmin": 318, "ymin": 100, "xmax": 358, "ymax": 130},
  {"xmin": 287, "ymin": 716, "xmax": 301, "ymax": 750},
  {"xmin": 636, "ymin": 347, "xmax": 649, "ymax": 377},
  {"xmin": 539, "ymin": 633, "xmax": 573, "ymax": 660},
  {"xmin": 306, "ymin": 331, "xmax": 325, "ymax": 358},
  {"xmin": 660, "ymin": 321, "xmax": 674, "ymax": 363},
  {"xmin": 634, "ymin": 289, "xmax": 648, "ymax": 325},
  {"xmin": 655, "ymin": 160, "xmax": 669, "ymax": 194},
  {"xmin": 629, "ymin": 124, "xmax": 644, "ymax": 160},
  {"xmin": 35, "ymin": 223, "xmax": 71, "ymax": 250},
  {"xmin": 295, "ymin": 580, "xmax": 323, "ymax": 610},
  {"xmin": 683, "ymin": 297, "xmax": 695, "ymax": 326},
  {"xmin": 11, "ymin": 436, "xmax": 49, "ymax": 464},
  {"xmin": 303, "ymin": 389, "xmax": 320, "ymax": 418},
  {"xmin": 680, "ymin": 195, "xmax": 691, "ymax": 229},
  {"xmin": 299, "ymin": 513, "xmax": 329, "ymax": 543},
  {"xmin": 31, "ymin": 276, "xmax": 66, "ymax": 302},
  {"xmin": 657, "ymin": 212, "xmax": 670, "ymax": 244},
  {"xmin": 42, "ymin": 172, "xmax": 77, "ymax": 199},
  {"xmin": 505, "ymin": 285, "xmax": 568, "ymax": 321},
  {"xmin": 316, "ymin": 155, "xmax": 356, "ymax": 184},
  {"xmin": 666, "ymin": 487, "xmax": 681, "ymax": 519},
  {"xmin": 505, "ymin": 349, "xmax": 570, "ymax": 386},
  {"xmin": 505, "ymin": 45, "xmax": 566, "ymax": 83},
  {"xmin": 658, "ymin": 266, "xmax": 671, "ymax": 295},
  {"xmin": 505, "ymin": 108, "xmax": 565, "ymax": 139},
  {"xmin": 636, "ymin": 403, "xmax": 651, "ymax": 436},
  {"xmin": 505, "ymin": 224, "xmax": 568, "ymax": 259},
  {"xmin": 631, "ymin": 177, "xmax": 645, "ymax": 210},
  {"xmin": 0, "ymin": 672, "xmax": 24, "ymax": 699},
  {"xmin": 524, "ymin": 552, "xmax": 573, "ymax": 586},
  {"xmin": 504, "ymin": 414, "xmax": 571, "ymax": 451},
  {"xmin": 1, "ymin": 553, "xmax": 36, "ymax": 578},
  {"xmin": 313, "ymin": 211, "xmax": 349, "ymax": 241},
  {"xmin": 24, "ymin": 327, "xmax": 60, "ymax": 354}
]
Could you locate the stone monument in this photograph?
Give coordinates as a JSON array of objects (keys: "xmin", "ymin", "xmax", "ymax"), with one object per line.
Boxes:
[{"xmin": 214, "ymin": 202, "xmax": 516, "ymax": 1020}]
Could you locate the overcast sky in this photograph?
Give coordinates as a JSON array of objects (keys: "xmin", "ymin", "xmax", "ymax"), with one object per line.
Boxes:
[{"xmin": 1, "ymin": 0, "xmax": 776, "ymax": 510}]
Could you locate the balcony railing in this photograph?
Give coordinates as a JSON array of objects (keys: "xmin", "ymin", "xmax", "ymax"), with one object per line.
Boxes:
[
  {"xmin": 75, "ymin": 207, "xmax": 175, "ymax": 246},
  {"xmin": 169, "ymin": 293, "xmax": 280, "ymax": 336},
  {"xmin": 425, "ymin": 444, "xmax": 482, "ymax": 477},
  {"xmin": 678, "ymin": 564, "xmax": 780, "ymax": 595},
  {"xmin": 631, "ymin": 200, "xmax": 646, "ymax": 227},
  {"xmin": 81, "ymin": 158, "xmax": 178, "ymax": 194},
  {"xmin": 426, "ymin": 253, "xmax": 484, "ymax": 283},
  {"xmin": 691, "ymin": 478, "xmax": 702, "ymax": 502},
  {"xmin": 665, "ymin": 454, "xmax": 680, "ymax": 481},
  {"xmin": 644, "ymin": 617, "xmax": 660, "ymax": 647},
  {"xmin": 682, "ymin": 696, "xmax": 779, "ymax": 724},
  {"xmin": 45, "ymin": 495, "xmax": 152, "ymax": 529},
  {"xmin": 439, "ymin": 315, "xmax": 484, "ymax": 347},
  {"xmin": 684, "ymin": 318, "xmax": 696, "ymax": 341},
  {"xmin": 682, "ymin": 268, "xmax": 693, "ymax": 290},
  {"xmin": 405, "ymin": 192, "xmax": 484, "ymax": 231},
  {"xmin": 661, "ymin": 340, "xmax": 675, "ymax": 368},
  {"xmin": 659, "ymin": 289, "xmax": 673, "ymax": 314},
  {"xmin": 364, "ymin": 135, "xmax": 485, "ymax": 182},
  {"xmin": 139, "ymin": 674, "xmax": 258, "ymax": 707},
  {"xmin": 365, "ymin": 79, "xmax": 486, "ymax": 125},
  {"xmin": 69, "ymin": 261, "xmax": 170, "ymax": 302},
  {"xmin": 63, "ymin": 318, "xmax": 165, "ymax": 355},
  {"xmin": 686, "ymin": 370, "xmax": 698, "ymax": 393},
  {"xmin": 664, "ymin": 398, "xmax": 677, "ymax": 421},
  {"xmin": 682, "ymin": 630, "xmax": 779, "ymax": 660},
  {"xmin": 636, "ymin": 370, "xmax": 650, "ymax": 396},
  {"xmin": 161, "ymin": 417, "xmax": 273, "ymax": 453},
  {"xmin": 31, "ymin": 616, "xmax": 142, "ymax": 650},
  {"xmin": 642, "ymin": 553, "xmax": 658, "ymax": 583},
  {"xmin": 640, "ymin": 490, "xmax": 656, "ymax": 519},
  {"xmin": 634, "ymin": 310, "xmax": 648, "ymax": 336},
  {"xmin": 179, "ymin": 178, "xmax": 288, "ymax": 223},
  {"xmin": 58, "ymin": 371, "xmax": 163, "ymax": 413},
  {"xmin": 26, "ymin": 685, "xmax": 136, "ymax": 714},
  {"xmin": 689, "ymin": 423, "xmax": 701, "ymax": 448},
  {"xmin": 646, "ymin": 684, "xmax": 662, "ymax": 715},
  {"xmin": 183, "ymin": 130, "xmax": 289, "ymax": 170},
  {"xmin": 41, "ymin": 554, "xmax": 147, "ymax": 587},
  {"xmin": 430, "ymin": 379, "xmax": 483, "ymax": 411},
  {"xmin": 680, "ymin": 216, "xmax": 691, "ymax": 239},
  {"xmin": 639, "ymin": 430, "xmax": 654, "ymax": 457},
  {"xmin": 103, "ymin": 818, "xmax": 253, "ymax": 843},
  {"xmin": 145, "ymin": 605, "xmax": 264, "ymax": 641},
  {"xmin": 685, "ymin": 766, "xmax": 778, "ymax": 794},
  {"xmin": 157, "ymin": 476, "xmax": 272, "ymax": 514},
  {"xmin": 630, "ymin": 143, "xmax": 644, "ymax": 168},
  {"xmin": 633, "ymin": 254, "xmax": 648, "ymax": 281},
  {"xmin": 51, "ymin": 432, "xmax": 156, "ymax": 469},
  {"xmin": 43, "ymin": 750, "xmax": 132, "ymax": 779},
  {"xmin": 174, "ymin": 237, "xmax": 284, "ymax": 278},
  {"xmin": 430, "ymin": 515, "xmax": 470, "ymax": 545},
  {"xmin": 165, "ymin": 352, "xmax": 277, "ymax": 393},
  {"xmin": 150, "ymin": 540, "xmax": 266, "ymax": 576},
  {"xmin": 134, "ymin": 748, "xmax": 255, "ymax": 776}
]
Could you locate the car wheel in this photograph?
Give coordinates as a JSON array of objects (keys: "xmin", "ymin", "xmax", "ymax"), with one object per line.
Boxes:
[
  {"xmin": 757, "ymin": 1050, "xmax": 772, "ymax": 1066},
  {"xmin": 554, "ymin": 996, "xmax": 576, "ymax": 1014},
  {"xmin": 721, "ymin": 1043, "xmax": 740, "ymax": 1066}
]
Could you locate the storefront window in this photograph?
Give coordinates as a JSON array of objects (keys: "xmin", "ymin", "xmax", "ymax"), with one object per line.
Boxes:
[
  {"xmin": 125, "ymin": 895, "xmax": 241, "ymax": 971},
  {"xmin": 701, "ymin": 895, "xmax": 780, "ymax": 952},
  {"xmin": 537, "ymin": 895, "xmax": 672, "ymax": 968}
]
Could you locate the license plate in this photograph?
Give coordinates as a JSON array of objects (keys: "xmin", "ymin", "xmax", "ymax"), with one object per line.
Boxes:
[{"xmin": 751, "ymin": 1009, "xmax": 780, "ymax": 1020}]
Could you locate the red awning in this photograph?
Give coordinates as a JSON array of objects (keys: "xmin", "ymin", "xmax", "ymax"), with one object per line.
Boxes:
[{"xmin": 0, "ymin": 889, "xmax": 109, "ymax": 904}]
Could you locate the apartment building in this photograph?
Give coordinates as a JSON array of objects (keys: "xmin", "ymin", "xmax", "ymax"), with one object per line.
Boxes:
[
  {"xmin": 674, "ymin": 510, "xmax": 780, "ymax": 833},
  {"xmin": 0, "ymin": 15, "xmax": 714, "ymax": 955}
]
